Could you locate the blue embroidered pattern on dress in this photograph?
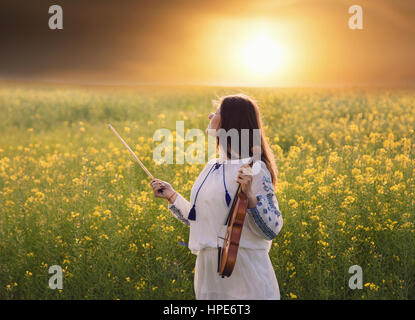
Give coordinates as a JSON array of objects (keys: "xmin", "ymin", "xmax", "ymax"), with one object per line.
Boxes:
[
  {"xmin": 262, "ymin": 175, "xmax": 273, "ymax": 192},
  {"xmin": 248, "ymin": 204, "xmax": 276, "ymax": 240},
  {"xmin": 170, "ymin": 205, "xmax": 190, "ymax": 226},
  {"xmin": 247, "ymin": 171, "xmax": 284, "ymax": 239},
  {"xmin": 261, "ymin": 175, "xmax": 282, "ymax": 218},
  {"xmin": 266, "ymin": 193, "xmax": 281, "ymax": 217}
]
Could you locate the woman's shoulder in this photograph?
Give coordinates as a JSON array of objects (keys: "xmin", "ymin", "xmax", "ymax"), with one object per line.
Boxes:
[
  {"xmin": 252, "ymin": 160, "xmax": 270, "ymax": 177},
  {"xmin": 252, "ymin": 160, "xmax": 273, "ymax": 190},
  {"xmin": 207, "ymin": 158, "xmax": 219, "ymax": 165},
  {"xmin": 197, "ymin": 158, "xmax": 219, "ymax": 175},
  {"xmin": 205, "ymin": 157, "xmax": 269, "ymax": 175}
]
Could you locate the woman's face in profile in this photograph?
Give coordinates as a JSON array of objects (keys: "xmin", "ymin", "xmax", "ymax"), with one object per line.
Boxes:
[{"xmin": 207, "ymin": 106, "xmax": 221, "ymax": 135}]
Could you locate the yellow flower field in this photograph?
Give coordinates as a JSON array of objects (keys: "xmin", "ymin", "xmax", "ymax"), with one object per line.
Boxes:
[{"xmin": 0, "ymin": 83, "xmax": 414, "ymax": 299}]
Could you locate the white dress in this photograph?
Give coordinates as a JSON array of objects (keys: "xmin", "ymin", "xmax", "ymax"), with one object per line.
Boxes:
[{"xmin": 168, "ymin": 157, "xmax": 283, "ymax": 300}]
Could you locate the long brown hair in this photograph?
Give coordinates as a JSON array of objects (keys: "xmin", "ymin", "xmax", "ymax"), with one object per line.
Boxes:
[{"xmin": 215, "ymin": 93, "xmax": 278, "ymax": 188}]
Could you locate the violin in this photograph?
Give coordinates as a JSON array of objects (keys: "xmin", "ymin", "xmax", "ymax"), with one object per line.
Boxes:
[{"xmin": 217, "ymin": 160, "xmax": 253, "ymax": 278}]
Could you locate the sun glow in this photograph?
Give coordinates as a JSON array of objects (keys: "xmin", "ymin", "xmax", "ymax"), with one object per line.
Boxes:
[
  {"xmin": 240, "ymin": 32, "xmax": 286, "ymax": 76},
  {"xmin": 204, "ymin": 19, "xmax": 296, "ymax": 85}
]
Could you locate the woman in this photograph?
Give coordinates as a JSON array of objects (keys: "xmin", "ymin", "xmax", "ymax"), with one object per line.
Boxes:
[{"xmin": 150, "ymin": 94, "xmax": 283, "ymax": 300}]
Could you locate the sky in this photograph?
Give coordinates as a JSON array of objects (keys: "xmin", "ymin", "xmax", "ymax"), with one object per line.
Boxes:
[{"xmin": 0, "ymin": 0, "xmax": 414, "ymax": 87}]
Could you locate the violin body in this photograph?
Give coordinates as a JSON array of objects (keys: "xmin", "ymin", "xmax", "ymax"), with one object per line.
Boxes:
[{"xmin": 218, "ymin": 186, "xmax": 248, "ymax": 277}]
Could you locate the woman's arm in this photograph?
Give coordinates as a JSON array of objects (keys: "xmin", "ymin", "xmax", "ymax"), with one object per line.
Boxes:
[
  {"xmin": 237, "ymin": 162, "xmax": 283, "ymax": 240},
  {"xmin": 168, "ymin": 193, "xmax": 191, "ymax": 226}
]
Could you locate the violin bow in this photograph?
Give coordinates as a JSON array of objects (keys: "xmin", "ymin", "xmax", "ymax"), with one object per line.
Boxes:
[{"xmin": 107, "ymin": 123, "xmax": 154, "ymax": 180}]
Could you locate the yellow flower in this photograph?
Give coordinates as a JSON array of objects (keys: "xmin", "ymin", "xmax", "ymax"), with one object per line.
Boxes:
[
  {"xmin": 288, "ymin": 199, "xmax": 298, "ymax": 209},
  {"xmin": 364, "ymin": 283, "xmax": 379, "ymax": 291},
  {"xmin": 341, "ymin": 196, "xmax": 355, "ymax": 208}
]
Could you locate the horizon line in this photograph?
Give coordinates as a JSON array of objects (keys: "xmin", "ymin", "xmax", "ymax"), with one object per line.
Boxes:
[{"xmin": 1, "ymin": 77, "xmax": 414, "ymax": 90}]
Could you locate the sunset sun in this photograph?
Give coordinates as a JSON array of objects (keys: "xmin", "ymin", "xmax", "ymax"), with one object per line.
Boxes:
[{"xmin": 240, "ymin": 32, "xmax": 286, "ymax": 75}]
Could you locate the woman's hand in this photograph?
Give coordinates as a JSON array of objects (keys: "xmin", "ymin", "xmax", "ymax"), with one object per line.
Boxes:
[
  {"xmin": 236, "ymin": 164, "xmax": 258, "ymax": 209},
  {"xmin": 149, "ymin": 179, "xmax": 177, "ymax": 204}
]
